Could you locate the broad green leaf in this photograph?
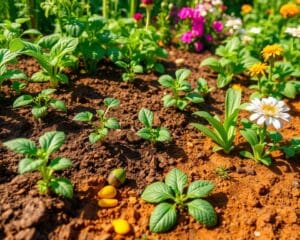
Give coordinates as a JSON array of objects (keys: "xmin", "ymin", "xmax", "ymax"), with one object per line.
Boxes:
[
  {"xmin": 104, "ymin": 98, "xmax": 120, "ymax": 108},
  {"xmin": 51, "ymin": 37, "xmax": 78, "ymax": 58},
  {"xmin": 225, "ymin": 88, "xmax": 241, "ymax": 119},
  {"xmin": 18, "ymin": 158, "xmax": 44, "ymax": 174},
  {"xmin": 73, "ymin": 111, "xmax": 93, "ymax": 122},
  {"xmin": 165, "ymin": 168, "xmax": 187, "ymax": 195},
  {"xmin": 240, "ymin": 129, "xmax": 258, "ymax": 146},
  {"xmin": 50, "ymin": 177, "xmax": 73, "ymax": 199},
  {"xmin": 13, "ymin": 95, "xmax": 33, "ymax": 108},
  {"xmin": 186, "ymin": 92, "xmax": 204, "ymax": 103},
  {"xmin": 149, "ymin": 203, "xmax": 177, "ymax": 233},
  {"xmin": 39, "ymin": 131, "xmax": 65, "ymax": 155},
  {"xmin": 138, "ymin": 108, "xmax": 153, "ymax": 128},
  {"xmin": 22, "ymin": 29, "xmax": 41, "ymax": 36},
  {"xmin": 56, "ymin": 73, "xmax": 69, "ymax": 84},
  {"xmin": 162, "ymin": 95, "xmax": 176, "ymax": 107},
  {"xmin": 137, "ymin": 128, "xmax": 153, "ymax": 140},
  {"xmin": 3, "ymin": 138, "xmax": 37, "ymax": 155},
  {"xmin": 187, "ymin": 199, "xmax": 217, "ymax": 226},
  {"xmin": 200, "ymin": 57, "xmax": 219, "ymax": 69},
  {"xmin": 41, "ymin": 88, "xmax": 56, "ymax": 95},
  {"xmin": 105, "ymin": 118, "xmax": 120, "ymax": 129},
  {"xmin": 50, "ymin": 100, "xmax": 67, "ymax": 111},
  {"xmin": 175, "ymin": 69, "xmax": 191, "ymax": 82},
  {"xmin": 141, "ymin": 182, "xmax": 174, "ymax": 203},
  {"xmin": 133, "ymin": 65, "xmax": 143, "ymax": 73},
  {"xmin": 187, "ymin": 180, "xmax": 215, "ymax": 199},
  {"xmin": 32, "ymin": 106, "xmax": 48, "ymax": 119},
  {"xmin": 268, "ymin": 131, "xmax": 282, "ymax": 144},
  {"xmin": 49, "ymin": 157, "xmax": 72, "ymax": 171},
  {"xmin": 176, "ymin": 99, "xmax": 188, "ymax": 110},
  {"xmin": 31, "ymin": 71, "xmax": 51, "ymax": 82},
  {"xmin": 240, "ymin": 151, "xmax": 254, "ymax": 159},
  {"xmin": 157, "ymin": 128, "xmax": 171, "ymax": 142},
  {"xmin": 159, "ymin": 75, "xmax": 174, "ymax": 88},
  {"xmin": 89, "ymin": 132, "xmax": 103, "ymax": 143},
  {"xmin": 191, "ymin": 123, "xmax": 223, "ymax": 147},
  {"xmin": 154, "ymin": 63, "xmax": 165, "ymax": 74}
]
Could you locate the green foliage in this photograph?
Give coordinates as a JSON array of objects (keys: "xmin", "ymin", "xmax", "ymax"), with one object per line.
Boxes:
[
  {"xmin": 13, "ymin": 88, "xmax": 66, "ymax": 119},
  {"xmin": 73, "ymin": 97, "xmax": 120, "ymax": 144},
  {"xmin": 141, "ymin": 168, "xmax": 217, "ymax": 233},
  {"xmin": 191, "ymin": 88, "xmax": 241, "ymax": 153},
  {"xmin": 9, "ymin": 35, "xmax": 78, "ymax": 87},
  {"xmin": 159, "ymin": 69, "xmax": 204, "ymax": 110},
  {"xmin": 3, "ymin": 131, "xmax": 73, "ymax": 198},
  {"xmin": 137, "ymin": 108, "xmax": 171, "ymax": 143},
  {"xmin": 281, "ymin": 138, "xmax": 300, "ymax": 159},
  {"xmin": 215, "ymin": 166, "xmax": 230, "ymax": 180}
]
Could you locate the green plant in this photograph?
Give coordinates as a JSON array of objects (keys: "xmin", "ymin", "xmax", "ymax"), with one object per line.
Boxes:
[
  {"xmin": 3, "ymin": 131, "xmax": 73, "ymax": 198},
  {"xmin": 191, "ymin": 88, "xmax": 241, "ymax": 153},
  {"xmin": 200, "ymin": 37, "xmax": 257, "ymax": 88},
  {"xmin": 195, "ymin": 78, "xmax": 213, "ymax": 96},
  {"xmin": 137, "ymin": 108, "xmax": 171, "ymax": 143},
  {"xmin": 141, "ymin": 168, "xmax": 217, "ymax": 233},
  {"xmin": 0, "ymin": 49, "xmax": 27, "ymax": 91},
  {"xmin": 13, "ymin": 88, "xmax": 66, "ymax": 119},
  {"xmin": 281, "ymin": 137, "xmax": 300, "ymax": 159},
  {"xmin": 158, "ymin": 69, "xmax": 204, "ymax": 110},
  {"xmin": 10, "ymin": 35, "xmax": 78, "ymax": 87},
  {"xmin": 73, "ymin": 97, "xmax": 120, "ymax": 143},
  {"xmin": 215, "ymin": 166, "xmax": 230, "ymax": 180}
]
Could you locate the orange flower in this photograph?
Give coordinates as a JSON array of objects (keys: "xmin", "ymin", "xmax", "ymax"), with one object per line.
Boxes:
[
  {"xmin": 261, "ymin": 45, "xmax": 283, "ymax": 62},
  {"xmin": 241, "ymin": 4, "xmax": 253, "ymax": 14},
  {"xmin": 232, "ymin": 84, "xmax": 243, "ymax": 92},
  {"xmin": 248, "ymin": 62, "xmax": 268, "ymax": 77},
  {"xmin": 280, "ymin": 3, "xmax": 299, "ymax": 17}
]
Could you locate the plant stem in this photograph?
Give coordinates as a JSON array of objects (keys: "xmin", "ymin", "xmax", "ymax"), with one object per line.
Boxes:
[
  {"xmin": 129, "ymin": 0, "xmax": 136, "ymax": 18},
  {"xmin": 145, "ymin": 6, "xmax": 152, "ymax": 29},
  {"xmin": 102, "ymin": 0, "xmax": 108, "ymax": 18}
]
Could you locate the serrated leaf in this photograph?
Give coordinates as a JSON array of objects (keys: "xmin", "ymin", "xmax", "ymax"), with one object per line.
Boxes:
[
  {"xmin": 3, "ymin": 138, "xmax": 37, "ymax": 155},
  {"xmin": 141, "ymin": 182, "xmax": 174, "ymax": 203},
  {"xmin": 49, "ymin": 157, "xmax": 72, "ymax": 171},
  {"xmin": 187, "ymin": 199, "xmax": 217, "ymax": 226},
  {"xmin": 149, "ymin": 203, "xmax": 177, "ymax": 233},
  {"xmin": 165, "ymin": 168, "xmax": 187, "ymax": 195},
  {"xmin": 73, "ymin": 111, "xmax": 93, "ymax": 122},
  {"xmin": 39, "ymin": 131, "xmax": 65, "ymax": 155},
  {"xmin": 18, "ymin": 158, "xmax": 44, "ymax": 174},
  {"xmin": 50, "ymin": 177, "xmax": 73, "ymax": 199},
  {"xmin": 187, "ymin": 180, "xmax": 215, "ymax": 199}
]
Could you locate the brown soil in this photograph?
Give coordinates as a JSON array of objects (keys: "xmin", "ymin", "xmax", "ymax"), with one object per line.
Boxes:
[{"xmin": 0, "ymin": 48, "xmax": 299, "ymax": 240}]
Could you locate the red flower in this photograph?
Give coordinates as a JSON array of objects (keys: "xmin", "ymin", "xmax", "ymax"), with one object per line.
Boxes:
[
  {"xmin": 134, "ymin": 13, "xmax": 143, "ymax": 21},
  {"xmin": 141, "ymin": 0, "xmax": 153, "ymax": 5}
]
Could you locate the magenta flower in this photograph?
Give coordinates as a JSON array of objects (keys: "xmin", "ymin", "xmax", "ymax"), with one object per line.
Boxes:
[
  {"xmin": 212, "ymin": 21, "xmax": 224, "ymax": 32},
  {"xmin": 181, "ymin": 31, "xmax": 194, "ymax": 44},
  {"xmin": 178, "ymin": 7, "xmax": 194, "ymax": 19},
  {"xmin": 141, "ymin": 0, "xmax": 153, "ymax": 5},
  {"xmin": 134, "ymin": 13, "xmax": 143, "ymax": 21},
  {"xmin": 191, "ymin": 21, "xmax": 204, "ymax": 37},
  {"xmin": 194, "ymin": 41, "xmax": 204, "ymax": 52},
  {"xmin": 205, "ymin": 34, "xmax": 213, "ymax": 42}
]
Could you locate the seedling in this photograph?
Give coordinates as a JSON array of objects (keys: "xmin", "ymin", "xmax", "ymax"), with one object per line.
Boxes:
[
  {"xmin": 159, "ymin": 68, "xmax": 204, "ymax": 110},
  {"xmin": 13, "ymin": 88, "xmax": 66, "ymax": 119},
  {"xmin": 281, "ymin": 138, "xmax": 300, "ymax": 159},
  {"xmin": 141, "ymin": 168, "xmax": 217, "ymax": 233},
  {"xmin": 191, "ymin": 88, "xmax": 241, "ymax": 153},
  {"xmin": 3, "ymin": 131, "xmax": 73, "ymax": 198},
  {"xmin": 215, "ymin": 166, "xmax": 230, "ymax": 180},
  {"xmin": 137, "ymin": 108, "xmax": 171, "ymax": 143},
  {"xmin": 195, "ymin": 78, "xmax": 213, "ymax": 96},
  {"xmin": 73, "ymin": 97, "xmax": 120, "ymax": 144}
]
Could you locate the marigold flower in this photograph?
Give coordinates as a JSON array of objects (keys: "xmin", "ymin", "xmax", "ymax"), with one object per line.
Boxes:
[
  {"xmin": 280, "ymin": 3, "xmax": 299, "ymax": 18},
  {"xmin": 241, "ymin": 4, "xmax": 253, "ymax": 14},
  {"xmin": 248, "ymin": 62, "xmax": 268, "ymax": 77},
  {"xmin": 261, "ymin": 44, "xmax": 283, "ymax": 62}
]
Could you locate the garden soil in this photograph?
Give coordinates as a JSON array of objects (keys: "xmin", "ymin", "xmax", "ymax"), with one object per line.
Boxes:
[{"xmin": 0, "ymin": 48, "xmax": 299, "ymax": 240}]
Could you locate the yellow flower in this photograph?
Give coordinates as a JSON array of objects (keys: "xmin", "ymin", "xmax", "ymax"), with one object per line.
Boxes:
[
  {"xmin": 241, "ymin": 4, "xmax": 253, "ymax": 14},
  {"xmin": 232, "ymin": 84, "xmax": 243, "ymax": 92},
  {"xmin": 248, "ymin": 62, "xmax": 268, "ymax": 77},
  {"xmin": 280, "ymin": 3, "xmax": 299, "ymax": 18},
  {"xmin": 261, "ymin": 44, "xmax": 283, "ymax": 62}
]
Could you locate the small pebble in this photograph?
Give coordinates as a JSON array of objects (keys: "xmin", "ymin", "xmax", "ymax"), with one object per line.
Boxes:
[{"xmin": 254, "ymin": 231, "xmax": 261, "ymax": 237}]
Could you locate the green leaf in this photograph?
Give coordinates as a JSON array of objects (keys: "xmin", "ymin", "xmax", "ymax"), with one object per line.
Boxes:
[
  {"xmin": 200, "ymin": 57, "xmax": 219, "ymax": 69},
  {"xmin": 175, "ymin": 69, "xmax": 191, "ymax": 82},
  {"xmin": 3, "ymin": 138, "xmax": 37, "ymax": 155},
  {"xmin": 240, "ymin": 151, "xmax": 254, "ymax": 159},
  {"xmin": 138, "ymin": 108, "xmax": 153, "ymax": 128},
  {"xmin": 240, "ymin": 129, "xmax": 258, "ymax": 146},
  {"xmin": 157, "ymin": 128, "xmax": 171, "ymax": 142},
  {"xmin": 191, "ymin": 123, "xmax": 223, "ymax": 147},
  {"xmin": 49, "ymin": 157, "xmax": 72, "ymax": 171},
  {"xmin": 225, "ymin": 88, "xmax": 241, "ymax": 119},
  {"xmin": 158, "ymin": 75, "xmax": 174, "ymax": 88},
  {"xmin": 105, "ymin": 118, "xmax": 120, "ymax": 129},
  {"xmin": 149, "ymin": 203, "xmax": 177, "ymax": 233},
  {"xmin": 56, "ymin": 73, "xmax": 69, "ymax": 84},
  {"xmin": 32, "ymin": 106, "xmax": 48, "ymax": 119},
  {"xmin": 186, "ymin": 92, "xmax": 204, "ymax": 104},
  {"xmin": 137, "ymin": 128, "xmax": 153, "ymax": 140},
  {"xmin": 39, "ymin": 131, "xmax": 65, "ymax": 155},
  {"xmin": 18, "ymin": 158, "xmax": 44, "ymax": 174},
  {"xmin": 141, "ymin": 182, "xmax": 174, "ymax": 203},
  {"xmin": 176, "ymin": 99, "xmax": 188, "ymax": 110},
  {"xmin": 50, "ymin": 100, "xmax": 67, "ymax": 111},
  {"xmin": 50, "ymin": 177, "xmax": 73, "ymax": 199},
  {"xmin": 154, "ymin": 63, "xmax": 165, "ymax": 74},
  {"xmin": 31, "ymin": 71, "xmax": 51, "ymax": 82},
  {"xmin": 187, "ymin": 199, "xmax": 217, "ymax": 226},
  {"xmin": 13, "ymin": 95, "xmax": 33, "ymax": 108},
  {"xmin": 104, "ymin": 98, "xmax": 120, "ymax": 108},
  {"xmin": 89, "ymin": 132, "xmax": 105, "ymax": 143},
  {"xmin": 133, "ymin": 65, "xmax": 143, "ymax": 73},
  {"xmin": 268, "ymin": 131, "xmax": 282, "ymax": 144},
  {"xmin": 165, "ymin": 168, "xmax": 187, "ymax": 195},
  {"xmin": 73, "ymin": 111, "xmax": 93, "ymax": 122},
  {"xmin": 162, "ymin": 95, "xmax": 176, "ymax": 108},
  {"xmin": 187, "ymin": 180, "xmax": 215, "ymax": 199},
  {"xmin": 281, "ymin": 82, "xmax": 296, "ymax": 99},
  {"xmin": 41, "ymin": 88, "xmax": 56, "ymax": 95}
]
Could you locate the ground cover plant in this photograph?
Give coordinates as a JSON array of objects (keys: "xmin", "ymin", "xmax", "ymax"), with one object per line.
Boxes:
[{"xmin": 0, "ymin": 0, "xmax": 299, "ymax": 239}]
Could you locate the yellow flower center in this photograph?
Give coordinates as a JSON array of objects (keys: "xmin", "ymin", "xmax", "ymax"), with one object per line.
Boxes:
[{"xmin": 262, "ymin": 105, "xmax": 277, "ymax": 116}]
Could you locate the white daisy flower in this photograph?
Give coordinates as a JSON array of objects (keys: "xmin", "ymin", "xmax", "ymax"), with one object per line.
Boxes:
[
  {"xmin": 246, "ymin": 97, "xmax": 290, "ymax": 129},
  {"xmin": 248, "ymin": 27, "xmax": 262, "ymax": 34},
  {"xmin": 285, "ymin": 26, "xmax": 300, "ymax": 38}
]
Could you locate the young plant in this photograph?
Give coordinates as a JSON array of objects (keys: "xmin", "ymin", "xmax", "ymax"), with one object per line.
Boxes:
[
  {"xmin": 13, "ymin": 88, "xmax": 66, "ymax": 119},
  {"xmin": 158, "ymin": 69, "xmax": 204, "ymax": 110},
  {"xmin": 141, "ymin": 168, "xmax": 217, "ymax": 233},
  {"xmin": 241, "ymin": 97, "xmax": 290, "ymax": 165},
  {"xmin": 281, "ymin": 138, "xmax": 300, "ymax": 159},
  {"xmin": 137, "ymin": 108, "xmax": 171, "ymax": 143},
  {"xmin": 3, "ymin": 131, "xmax": 73, "ymax": 198},
  {"xmin": 10, "ymin": 35, "xmax": 78, "ymax": 87},
  {"xmin": 215, "ymin": 166, "xmax": 230, "ymax": 180},
  {"xmin": 195, "ymin": 78, "xmax": 213, "ymax": 96},
  {"xmin": 73, "ymin": 98, "xmax": 120, "ymax": 144},
  {"xmin": 115, "ymin": 60, "xmax": 143, "ymax": 82},
  {"xmin": 191, "ymin": 88, "xmax": 241, "ymax": 153}
]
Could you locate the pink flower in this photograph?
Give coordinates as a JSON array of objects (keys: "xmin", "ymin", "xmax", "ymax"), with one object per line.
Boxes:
[
  {"xmin": 194, "ymin": 41, "xmax": 204, "ymax": 52},
  {"xmin": 205, "ymin": 34, "xmax": 213, "ymax": 42},
  {"xmin": 181, "ymin": 31, "xmax": 194, "ymax": 44},
  {"xmin": 134, "ymin": 13, "xmax": 143, "ymax": 21},
  {"xmin": 141, "ymin": 0, "xmax": 153, "ymax": 5},
  {"xmin": 191, "ymin": 20, "xmax": 204, "ymax": 37},
  {"xmin": 212, "ymin": 20, "xmax": 224, "ymax": 32},
  {"xmin": 178, "ymin": 7, "xmax": 194, "ymax": 19}
]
